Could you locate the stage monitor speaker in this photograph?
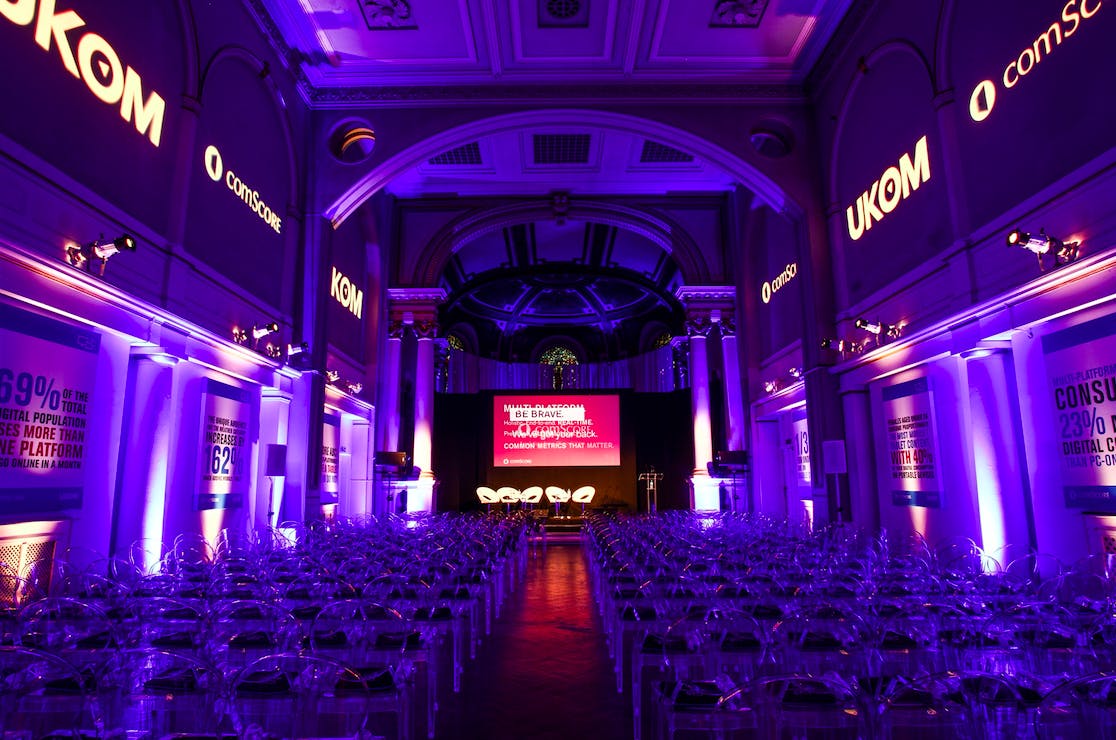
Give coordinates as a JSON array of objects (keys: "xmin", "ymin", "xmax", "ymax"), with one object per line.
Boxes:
[
  {"xmin": 266, "ymin": 444, "xmax": 287, "ymax": 477},
  {"xmin": 374, "ymin": 451, "xmax": 409, "ymax": 469},
  {"xmin": 714, "ymin": 450, "xmax": 750, "ymax": 470}
]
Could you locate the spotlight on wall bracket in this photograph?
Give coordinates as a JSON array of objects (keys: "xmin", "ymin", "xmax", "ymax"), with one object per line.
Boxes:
[
  {"xmin": 263, "ymin": 343, "xmax": 282, "ymax": 359},
  {"xmin": 64, "ymin": 234, "xmax": 137, "ymax": 275},
  {"xmin": 251, "ymin": 322, "xmax": 279, "ymax": 341},
  {"xmin": 1007, "ymin": 228, "xmax": 1080, "ymax": 271},
  {"xmin": 232, "ymin": 327, "xmax": 249, "ymax": 345},
  {"xmin": 856, "ymin": 318, "xmax": 902, "ymax": 339},
  {"xmin": 763, "ymin": 379, "xmax": 779, "ymax": 394},
  {"xmin": 822, "ymin": 337, "xmax": 864, "ymax": 354},
  {"xmin": 326, "ymin": 369, "xmax": 341, "ymax": 383},
  {"xmin": 346, "ymin": 382, "xmax": 363, "ymax": 395}
]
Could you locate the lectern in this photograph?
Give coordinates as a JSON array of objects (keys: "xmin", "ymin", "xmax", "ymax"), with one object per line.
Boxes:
[{"xmin": 638, "ymin": 469, "xmax": 663, "ymax": 513}]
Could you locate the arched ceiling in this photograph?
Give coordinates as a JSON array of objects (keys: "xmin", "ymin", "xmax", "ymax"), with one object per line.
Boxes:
[
  {"xmin": 384, "ymin": 125, "xmax": 736, "ymax": 199},
  {"xmin": 439, "ymin": 219, "xmax": 684, "ymax": 360},
  {"xmin": 252, "ymin": 0, "xmax": 848, "ymax": 361},
  {"xmin": 257, "ymin": 0, "xmax": 856, "ymax": 92}
]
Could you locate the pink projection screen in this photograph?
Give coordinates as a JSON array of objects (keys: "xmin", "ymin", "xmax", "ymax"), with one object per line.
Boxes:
[{"xmin": 493, "ymin": 395, "xmax": 621, "ymax": 467}]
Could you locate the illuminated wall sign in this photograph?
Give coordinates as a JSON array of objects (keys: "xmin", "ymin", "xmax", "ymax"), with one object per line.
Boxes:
[
  {"xmin": 845, "ymin": 135, "xmax": 931, "ymax": 241},
  {"xmin": 969, "ymin": 0, "xmax": 1102, "ymax": 123},
  {"xmin": 330, "ymin": 267, "xmax": 363, "ymax": 319},
  {"xmin": 204, "ymin": 145, "xmax": 283, "ymax": 234},
  {"xmin": 0, "ymin": 0, "xmax": 166, "ymax": 146},
  {"xmin": 761, "ymin": 262, "xmax": 797, "ymax": 304},
  {"xmin": 1042, "ymin": 313, "xmax": 1116, "ymax": 512}
]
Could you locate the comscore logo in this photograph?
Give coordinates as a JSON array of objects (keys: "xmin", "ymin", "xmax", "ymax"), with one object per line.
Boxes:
[
  {"xmin": 1, "ymin": 0, "xmax": 166, "ymax": 147},
  {"xmin": 845, "ymin": 135, "xmax": 930, "ymax": 242},
  {"xmin": 204, "ymin": 145, "xmax": 283, "ymax": 235},
  {"xmin": 761, "ymin": 263, "xmax": 797, "ymax": 304},
  {"xmin": 968, "ymin": 0, "xmax": 1102, "ymax": 123}
]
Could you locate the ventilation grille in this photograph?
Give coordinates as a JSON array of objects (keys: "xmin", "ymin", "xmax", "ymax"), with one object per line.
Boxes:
[
  {"xmin": 533, "ymin": 134, "xmax": 591, "ymax": 164},
  {"xmin": 0, "ymin": 538, "xmax": 57, "ymax": 605},
  {"xmin": 640, "ymin": 140, "xmax": 694, "ymax": 163},
  {"xmin": 428, "ymin": 142, "xmax": 482, "ymax": 166},
  {"xmin": 538, "ymin": 0, "xmax": 589, "ymax": 27}
]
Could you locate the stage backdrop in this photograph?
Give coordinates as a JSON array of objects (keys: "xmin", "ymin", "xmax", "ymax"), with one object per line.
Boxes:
[{"xmin": 434, "ymin": 390, "xmax": 693, "ymax": 512}]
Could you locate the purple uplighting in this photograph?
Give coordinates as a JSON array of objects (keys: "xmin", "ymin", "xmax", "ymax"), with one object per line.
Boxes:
[{"xmin": 1, "ymin": 0, "xmax": 1115, "ymax": 736}]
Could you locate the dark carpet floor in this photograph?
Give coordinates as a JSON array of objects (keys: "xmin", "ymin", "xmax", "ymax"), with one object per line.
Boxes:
[{"xmin": 437, "ymin": 541, "xmax": 631, "ymax": 740}]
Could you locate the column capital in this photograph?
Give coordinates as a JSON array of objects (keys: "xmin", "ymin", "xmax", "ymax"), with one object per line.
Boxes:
[
  {"xmin": 675, "ymin": 285, "xmax": 736, "ymax": 328},
  {"xmin": 387, "ymin": 287, "xmax": 447, "ymax": 326},
  {"xmin": 685, "ymin": 316, "xmax": 717, "ymax": 337}
]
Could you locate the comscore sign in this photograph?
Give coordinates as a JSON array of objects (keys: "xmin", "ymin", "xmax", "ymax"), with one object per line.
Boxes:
[
  {"xmin": 204, "ymin": 145, "xmax": 283, "ymax": 235},
  {"xmin": 968, "ymin": 0, "xmax": 1102, "ymax": 123},
  {"xmin": 1, "ymin": 0, "xmax": 166, "ymax": 147}
]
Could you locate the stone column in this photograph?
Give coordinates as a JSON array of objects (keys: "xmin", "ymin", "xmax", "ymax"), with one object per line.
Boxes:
[
  {"xmin": 386, "ymin": 288, "xmax": 446, "ymax": 513},
  {"xmin": 377, "ymin": 321, "xmax": 405, "ymax": 453},
  {"xmin": 675, "ymin": 287, "xmax": 736, "ymax": 510},
  {"xmin": 411, "ymin": 319, "xmax": 438, "ymax": 512},
  {"xmin": 720, "ymin": 317, "xmax": 746, "ymax": 452},
  {"xmin": 109, "ymin": 348, "xmax": 178, "ymax": 569},
  {"xmin": 961, "ymin": 347, "xmax": 1036, "ymax": 557}
]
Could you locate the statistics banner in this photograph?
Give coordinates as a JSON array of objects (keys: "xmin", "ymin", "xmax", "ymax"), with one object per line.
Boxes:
[
  {"xmin": 1042, "ymin": 314, "xmax": 1116, "ymax": 512},
  {"xmin": 196, "ymin": 379, "xmax": 254, "ymax": 510},
  {"xmin": 0, "ymin": 303, "xmax": 99, "ymax": 514},
  {"xmin": 792, "ymin": 415, "xmax": 812, "ymax": 493},
  {"xmin": 321, "ymin": 415, "xmax": 340, "ymax": 504},
  {"xmin": 882, "ymin": 377, "xmax": 942, "ymax": 508},
  {"xmin": 494, "ymin": 394, "xmax": 620, "ymax": 467}
]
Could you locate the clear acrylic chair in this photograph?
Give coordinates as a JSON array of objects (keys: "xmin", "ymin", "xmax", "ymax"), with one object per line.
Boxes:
[
  {"xmin": 231, "ymin": 651, "xmax": 410, "ymax": 740},
  {"xmin": 0, "ymin": 646, "xmax": 96, "ymax": 739},
  {"xmin": 96, "ymin": 648, "xmax": 225, "ymax": 738}
]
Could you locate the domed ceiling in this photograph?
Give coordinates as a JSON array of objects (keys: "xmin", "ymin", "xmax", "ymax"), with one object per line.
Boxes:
[{"xmin": 440, "ymin": 218, "xmax": 682, "ymax": 361}]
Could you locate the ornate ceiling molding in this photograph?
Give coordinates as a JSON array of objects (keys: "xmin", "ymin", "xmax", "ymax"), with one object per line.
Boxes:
[
  {"xmin": 410, "ymin": 198, "xmax": 711, "ymax": 288},
  {"xmin": 306, "ymin": 82, "xmax": 805, "ymax": 108}
]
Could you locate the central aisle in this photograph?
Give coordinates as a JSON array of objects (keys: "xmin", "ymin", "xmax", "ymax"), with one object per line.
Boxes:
[{"xmin": 440, "ymin": 540, "xmax": 631, "ymax": 739}]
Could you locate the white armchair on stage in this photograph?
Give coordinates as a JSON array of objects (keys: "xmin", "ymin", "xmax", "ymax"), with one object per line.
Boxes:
[
  {"xmin": 545, "ymin": 486, "xmax": 570, "ymax": 517},
  {"xmin": 497, "ymin": 486, "xmax": 521, "ymax": 512},
  {"xmin": 571, "ymin": 485, "xmax": 596, "ymax": 514},
  {"xmin": 476, "ymin": 486, "xmax": 500, "ymax": 512},
  {"xmin": 520, "ymin": 486, "xmax": 544, "ymax": 509}
]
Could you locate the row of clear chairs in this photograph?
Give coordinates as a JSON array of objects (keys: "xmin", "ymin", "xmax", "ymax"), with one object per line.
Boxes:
[
  {"xmin": 1, "ymin": 512, "xmax": 531, "ymax": 739},
  {"xmin": 585, "ymin": 511, "xmax": 1116, "ymax": 739}
]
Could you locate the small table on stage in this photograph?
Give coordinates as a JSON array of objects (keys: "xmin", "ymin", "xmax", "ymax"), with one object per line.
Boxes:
[{"xmin": 638, "ymin": 471, "xmax": 662, "ymax": 513}]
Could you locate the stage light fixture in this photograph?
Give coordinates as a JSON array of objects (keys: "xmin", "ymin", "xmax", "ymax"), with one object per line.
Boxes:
[
  {"xmin": 326, "ymin": 369, "xmax": 341, "ymax": 383},
  {"xmin": 287, "ymin": 342, "xmax": 308, "ymax": 357},
  {"xmin": 1007, "ymin": 228, "xmax": 1080, "ymax": 271},
  {"xmin": 232, "ymin": 327, "xmax": 249, "ymax": 344},
  {"xmin": 856, "ymin": 318, "xmax": 883, "ymax": 335},
  {"xmin": 764, "ymin": 379, "xmax": 779, "ymax": 394},
  {"xmin": 251, "ymin": 322, "xmax": 279, "ymax": 341},
  {"xmin": 264, "ymin": 343, "xmax": 282, "ymax": 359},
  {"xmin": 64, "ymin": 233, "xmax": 137, "ymax": 275},
  {"xmin": 788, "ymin": 367, "xmax": 803, "ymax": 380},
  {"xmin": 346, "ymin": 382, "xmax": 363, "ymax": 395}
]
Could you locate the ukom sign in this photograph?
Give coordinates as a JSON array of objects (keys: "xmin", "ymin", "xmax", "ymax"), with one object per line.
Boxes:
[
  {"xmin": 845, "ymin": 135, "xmax": 931, "ymax": 242},
  {"xmin": 0, "ymin": 0, "xmax": 166, "ymax": 146}
]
